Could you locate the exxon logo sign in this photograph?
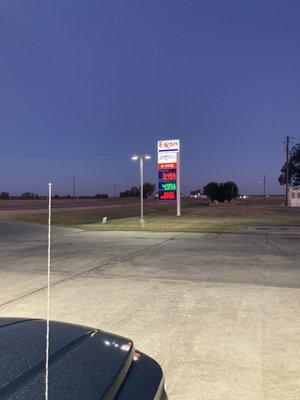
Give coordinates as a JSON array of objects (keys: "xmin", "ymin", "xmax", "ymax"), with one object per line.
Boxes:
[{"xmin": 157, "ymin": 139, "xmax": 180, "ymax": 152}]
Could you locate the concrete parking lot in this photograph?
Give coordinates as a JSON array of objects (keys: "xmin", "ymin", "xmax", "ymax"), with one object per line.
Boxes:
[{"xmin": 0, "ymin": 220, "xmax": 299, "ymax": 399}]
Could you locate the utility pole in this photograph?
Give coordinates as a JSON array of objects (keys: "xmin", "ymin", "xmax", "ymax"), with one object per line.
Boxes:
[
  {"xmin": 285, "ymin": 135, "xmax": 290, "ymax": 206},
  {"xmin": 263, "ymin": 174, "xmax": 266, "ymax": 197},
  {"xmin": 73, "ymin": 176, "xmax": 76, "ymax": 199}
]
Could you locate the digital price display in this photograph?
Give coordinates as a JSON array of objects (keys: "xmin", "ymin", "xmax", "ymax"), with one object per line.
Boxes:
[
  {"xmin": 157, "ymin": 162, "xmax": 177, "ymax": 170},
  {"xmin": 158, "ymin": 169, "xmax": 177, "ymax": 181},
  {"xmin": 158, "ymin": 181, "xmax": 177, "ymax": 191},
  {"xmin": 159, "ymin": 191, "xmax": 177, "ymax": 200}
]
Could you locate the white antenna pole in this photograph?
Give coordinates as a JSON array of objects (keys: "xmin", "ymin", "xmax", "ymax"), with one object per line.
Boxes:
[{"xmin": 45, "ymin": 183, "xmax": 52, "ymax": 400}]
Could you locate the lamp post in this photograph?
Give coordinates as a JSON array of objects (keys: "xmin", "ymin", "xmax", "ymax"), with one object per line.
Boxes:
[{"xmin": 131, "ymin": 154, "xmax": 151, "ymax": 228}]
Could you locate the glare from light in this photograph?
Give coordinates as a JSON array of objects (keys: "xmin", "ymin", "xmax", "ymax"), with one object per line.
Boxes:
[
  {"xmin": 121, "ymin": 343, "xmax": 131, "ymax": 352},
  {"xmin": 144, "ymin": 154, "xmax": 151, "ymax": 160},
  {"xmin": 131, "ymin": 155, "xmax": 139, "ymax": 161}
]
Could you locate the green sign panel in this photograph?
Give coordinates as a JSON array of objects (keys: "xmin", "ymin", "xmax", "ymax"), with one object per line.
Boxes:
[{"xmin": 158, "ymin": 181, "xmax": 177, "ymax": 191}]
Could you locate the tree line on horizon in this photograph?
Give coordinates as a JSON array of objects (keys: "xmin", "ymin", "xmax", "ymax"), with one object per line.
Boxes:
[
  {"xmin": 119, "ymin": 183, "xmax": 156, "ymax": 198},
  {"xmin": 0, "ymin": 192, "xmax": 110, "ymax": 200},
  {"xmin": 1, "ymin": 143, "xmax": 299, "ymax": 201}
]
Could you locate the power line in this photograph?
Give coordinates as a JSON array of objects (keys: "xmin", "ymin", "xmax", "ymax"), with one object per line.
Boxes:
[
  {"xmin": 0, "ymin": 139, "xmax": 279, "ymax": 159},
  {"xmin": 0, "ymin": 152, "xmax": 130, "ymax": 158},
  {"xmin": 264, "ymin": 158, "xmax": 284, "ymax": 175},
  {"xmin": 185, "ymin": 140, "xmax": 273, "ymax": 153},
  {"xmin": 0, "ymin": 159, "xmax": 37, "ymax": 173},
  {"xmin": 0, "ymin": 159, "xmax": 68, "ymax": 184},
  {"xmin": 238, "ymin": 158, "xmax": 283, "ymax": 189}
]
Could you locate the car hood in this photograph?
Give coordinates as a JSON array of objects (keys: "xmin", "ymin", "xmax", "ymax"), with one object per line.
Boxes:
[{"xmin": 0, "ymin": 318, "xmax": 134, "ymax": 400}]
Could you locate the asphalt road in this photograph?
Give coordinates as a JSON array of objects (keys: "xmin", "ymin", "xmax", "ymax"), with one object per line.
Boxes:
[{"xmin": 0, "ymin": 220, "xmax": 299, "ymax": 399}]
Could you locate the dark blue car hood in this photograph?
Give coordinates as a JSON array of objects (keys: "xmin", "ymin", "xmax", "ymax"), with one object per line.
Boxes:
[{"xmin": 0, "ymin": 318, "xmax": 134, "ymax": 399}]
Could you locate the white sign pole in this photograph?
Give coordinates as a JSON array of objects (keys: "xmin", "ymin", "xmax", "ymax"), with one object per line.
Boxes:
[
  {"xmin": 45, "ymin": 182, "xmax": 52, "ymax": 400},
  {"xmin": 176, "ymin": 151, "xmax": 181, "ymax": 216}
]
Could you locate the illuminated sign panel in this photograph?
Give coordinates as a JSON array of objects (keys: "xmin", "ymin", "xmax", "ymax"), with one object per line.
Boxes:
[
  {"xmin": 157, "ymin": 162, "xmax": 177, "ymax": 170},
  {"xmin": 158, "ymin": 181, "xmax": 177, "ymax": 191},
  {"xmin": 157, "ymin": 139, "xmax": 180, "ymax": 152},
  {"xmin": 158, "ymin": 152, "xmax": 177, "ymax": 164},
  {"xmin": 158, "ymin": 169, "xmax": 177, "ymax": 181},
  {"xmin": 159, "ymin": 191, "xmax": 177, "ymax": 200}
]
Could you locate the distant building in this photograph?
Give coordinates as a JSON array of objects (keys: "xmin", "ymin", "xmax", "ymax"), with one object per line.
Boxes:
[{"xmin": 289, "ymin": 186, "xmax": 300, "ymax": 207}]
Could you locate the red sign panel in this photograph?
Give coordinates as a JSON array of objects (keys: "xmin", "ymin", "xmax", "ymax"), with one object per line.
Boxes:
[
  {"xmin": 157, "ymin": 162, "xmax": 177, "ymax": 170},
  {"xmin": 158, "ymin": 169, "xmax": 177, "ymax": 181},
  {"xmin": 159, "ymin": 191, "xmax": 177, "ymax": 201},
  {"xmin": 162, "ymin": 172, "xmax": 176, "ymax": 180}
]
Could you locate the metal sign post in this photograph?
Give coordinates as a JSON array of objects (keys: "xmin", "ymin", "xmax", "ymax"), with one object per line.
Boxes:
[
  {"xmin": 176, "ymin": 151, "xmax": 181, "ymax": 216},
  {"xmin": 157, "ymin": 139, "xmax": 181, "ymax": 216}
]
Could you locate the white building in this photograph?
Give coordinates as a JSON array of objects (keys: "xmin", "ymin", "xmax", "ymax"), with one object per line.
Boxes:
[{"xmin": 289, "ymin": 186, "xmax": 300, "ymax": 207}]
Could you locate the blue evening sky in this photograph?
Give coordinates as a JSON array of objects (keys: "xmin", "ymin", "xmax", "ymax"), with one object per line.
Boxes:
[{"xmin": 1, "ymin": 0, "xmax": 299, "ymax": 195}]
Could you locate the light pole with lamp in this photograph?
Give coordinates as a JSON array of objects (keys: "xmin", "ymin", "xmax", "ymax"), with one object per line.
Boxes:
[{"xmin": 131, "ymin": 154, "xmax": 151, "ymax": 228}]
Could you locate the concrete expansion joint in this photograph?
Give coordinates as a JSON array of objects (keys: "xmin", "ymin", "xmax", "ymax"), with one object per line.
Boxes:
[{"xmin": 265, "ymin": 235, "xmax": 286, "ymax": 253}]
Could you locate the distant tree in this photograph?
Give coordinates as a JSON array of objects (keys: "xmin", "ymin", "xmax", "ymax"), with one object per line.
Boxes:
[
  {"xmin": 203, "ymin": 182, "xmax": 220, "ymax": 201},
  {"xmin": 53, "ymin": 194, "xmax": 60, "ymax": 199},
  {"xmin": 0, "ymin": 191, "xmax": 9, "ymax": 199},
  {"xmin": 222, "ymin": 181, "xmax": 239, "ymax": 201},
  {"xmin": 278, "ymin": 143, "xmax": 300, "ymax": 186},
  {"xmin": 143, "ymin": 182, "xmax": 155, "ymax": 198},
  {"xmin": 203, "ymin": 181, "xmax": 239, "ymax": 202},
  {"xmin": 130, "ymin": 186, "xmax": 140, "ymax": 197},
  {"xmin": 120, "ymin": 190, "xmax": 133, "ymax": 198},
  {"xmin": 95, "ymin": 193, "xmax": 109, "ymax": 199},
  {"xmin": 119, "ymin": 184, "xmax": 155, "ymax": 198},
  {"xmin": 20, "ymin": 192, "xmax": 39, "ymax": 199}
]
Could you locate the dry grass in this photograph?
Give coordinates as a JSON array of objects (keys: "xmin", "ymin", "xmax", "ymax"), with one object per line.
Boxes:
[{"xmin": 5, "ymin": 196, "xmax": 300, "ymax": 232}]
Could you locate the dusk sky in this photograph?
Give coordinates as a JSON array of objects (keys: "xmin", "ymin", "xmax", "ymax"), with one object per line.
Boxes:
[{"xmin": 1, "ymin": 0, "xmax": 300, "ymax": 196}]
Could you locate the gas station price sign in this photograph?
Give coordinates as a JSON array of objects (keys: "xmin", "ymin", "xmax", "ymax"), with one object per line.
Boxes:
[
  {"xmin": 157, "ymin": 139, "xmax": 180, "ymax": 205},
  {"xmin": 158, "ymin": 166, "xmax": 177, "ymax": 201},
  {"xmin": 158, "ymin": 181, "xmax": 176, "ymax": 191},
  {"xmin": 158, "ymin": 191, "xmax": 177, "ymax": 200},
  {"xmin": 158, "ymin": 169, "xmax": 177, "ymax": 181}
]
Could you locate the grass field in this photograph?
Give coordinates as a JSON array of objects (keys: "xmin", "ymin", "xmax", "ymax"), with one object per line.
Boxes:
[{"xmin": 4, "ymin": 196, "xmax": 300, "ymax": 233}]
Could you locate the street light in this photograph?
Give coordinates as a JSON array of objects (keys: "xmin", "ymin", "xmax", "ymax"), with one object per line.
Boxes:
[{"xmin": 131, "ymin": 154, "xmax": 151, "ymax": 228}]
